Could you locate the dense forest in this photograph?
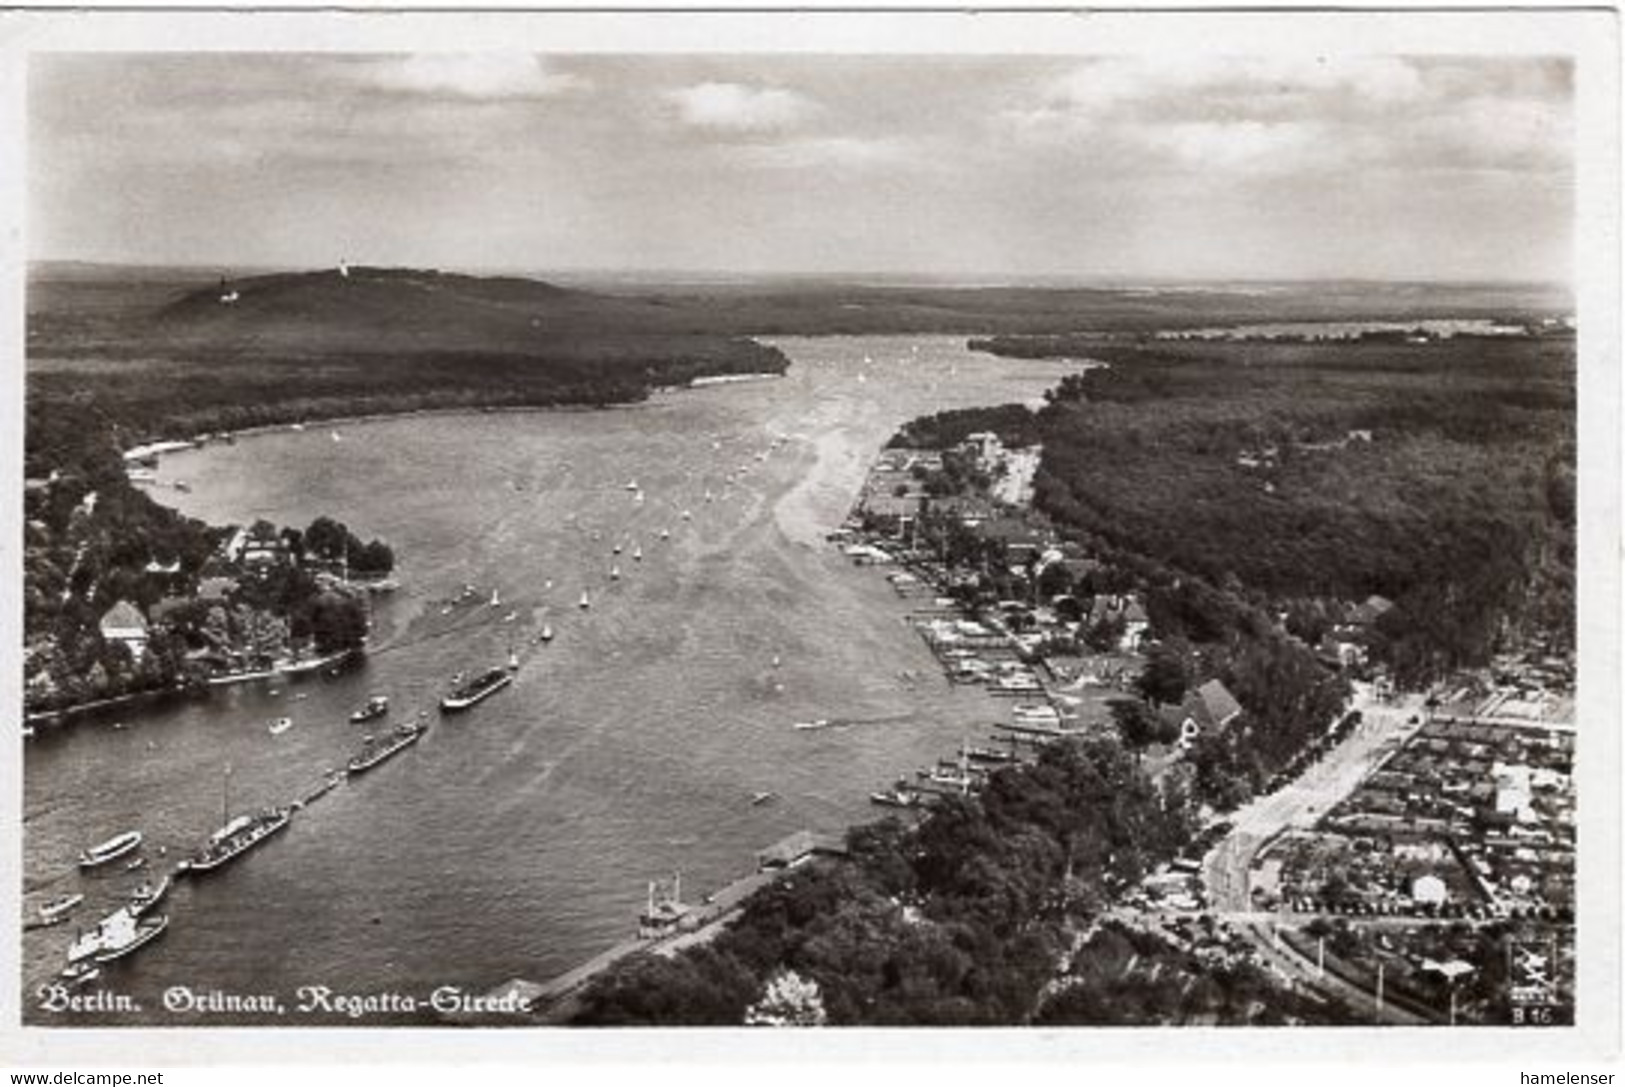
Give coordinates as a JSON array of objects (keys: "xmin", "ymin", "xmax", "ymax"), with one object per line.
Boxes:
[
  {"xmin": 963, "ymin": 333, "xmax": 1575, "ymax": 687},
  {"xmin": 571, "ymin": 737, "xmax": 1356, "ymax": 1025}
]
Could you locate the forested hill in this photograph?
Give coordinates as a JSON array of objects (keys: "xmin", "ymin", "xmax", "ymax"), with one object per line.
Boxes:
[
  {"xmin": 26, "ymin": 265, "xmax": 789, "ymax": 453},
  {"xmin": 153, "ymin": 265, "xmax": 736, "ymax": 356}
]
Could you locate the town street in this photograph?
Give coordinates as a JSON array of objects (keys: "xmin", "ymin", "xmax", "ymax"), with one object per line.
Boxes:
[{"xmin": 1203, "ymin": 683, "xmax": 1428, "ymax": 913}]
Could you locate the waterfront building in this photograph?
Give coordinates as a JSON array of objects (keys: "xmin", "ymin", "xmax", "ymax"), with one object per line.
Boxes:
[{"xmin": 98, "ymin": 600, "xmax": 149, "ymax": 662}]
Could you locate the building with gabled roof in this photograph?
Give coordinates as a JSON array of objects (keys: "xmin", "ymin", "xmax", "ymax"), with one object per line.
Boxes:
[
  {"xmin": 1163, "ymin": 678, "xmax": 1244, "ymax": 748},
  {"xmin": 99, "ymin": 600, "xmax": 149, "ymax": 662}
]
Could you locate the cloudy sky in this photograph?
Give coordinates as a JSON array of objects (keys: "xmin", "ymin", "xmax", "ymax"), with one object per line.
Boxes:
[{"xmin": 29, "ymin": 53, "xmax": 1574, "ymax": 282}]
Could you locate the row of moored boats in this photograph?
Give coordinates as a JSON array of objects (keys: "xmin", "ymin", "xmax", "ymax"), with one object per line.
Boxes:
[{"xmin": 39, "ymin": 663, "xmax": 516, "ymax": 988}]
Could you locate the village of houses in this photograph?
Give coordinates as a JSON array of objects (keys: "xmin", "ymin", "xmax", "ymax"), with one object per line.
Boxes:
[
  {"xmin": 23, "ymin": 446, "xmax": 391, "ymax": 726},
  {"xmin": 833, "ymin": 428, "xmax": 1576, "ymax": 1021}
]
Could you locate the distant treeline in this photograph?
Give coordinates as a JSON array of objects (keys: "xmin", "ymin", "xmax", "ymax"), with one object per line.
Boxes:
[{"xmin": 28, "ymin": 342, "xmax": 785, "ymax": 460}]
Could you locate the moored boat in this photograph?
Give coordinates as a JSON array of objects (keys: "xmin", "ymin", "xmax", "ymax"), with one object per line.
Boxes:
[
  {"xmin": 870, "ymin": 785, "xmax": 925, "ymax": 808},
  {"xmin": 268, "ymin": 717, "xmax": 293, "ymax": 736},
  {"xmin": 183, "ymin": 808, "xmax": 292, "ymax": 875},
  {"xmin": 439, "ymin": 668, "xmax": 513, "ymax": 712},
  {"xmin": 791, "ymin": 719, "xmax": 830, "ymax": 731},
  {"xmin": 78, "ymin": 830, "xmax": 142, "ymax": 869},
  {"xmin": 38, "ymin": 893, "xmax": 85, "ymax": 924},
  {"xmin": 349, "ymin": 695, "xmax": 389, "ymax": 723},
  {"xmin": 94, "ymin": 909, "xmax": 169, "ymax": 964},
  {"xmin": 129, "ymin": 876, "xmax": 172, "ymax": 917},
  {"xmin": 60, "ymin": 961, "xmax": 100, "ymax": 988},
  {"xmin": 348, "ymin": 720, "xmax": 427, "ymax": 774}
]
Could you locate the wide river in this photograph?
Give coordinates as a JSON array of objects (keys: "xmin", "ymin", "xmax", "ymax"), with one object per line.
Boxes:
[{"xmin": 22, "ymin": 335, "xmax": 1083, "ymax": 1026}]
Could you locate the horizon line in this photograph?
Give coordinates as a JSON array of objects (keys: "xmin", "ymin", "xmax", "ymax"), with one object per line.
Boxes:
[{"xmin": 26, "ymin": 259, "xmax": 1574, "ymax": 293}]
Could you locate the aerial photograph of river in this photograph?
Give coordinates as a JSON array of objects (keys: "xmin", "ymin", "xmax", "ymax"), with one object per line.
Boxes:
[{"xmin": 13, "ymin": 18, "xmax": 1612, "ymax": 1073}]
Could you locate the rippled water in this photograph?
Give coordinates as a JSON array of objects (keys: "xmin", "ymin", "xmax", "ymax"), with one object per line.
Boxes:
[{"xmin": 22, "ymin": 335, "xmax": 1081, "ymax": 1026}]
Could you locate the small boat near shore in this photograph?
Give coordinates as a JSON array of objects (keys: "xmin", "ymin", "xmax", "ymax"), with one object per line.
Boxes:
[
  {"xmin": 78, "ymin": 830, "xmax": 142, "ymax": 869},
  {"xmin": 347, "ymin": 719, "xmax": 427, "ymax": 774},
  {"xmin": 268, "ymin": 717, "xmax": 293, "ymax": 736},
  {"xmin": 440, "ymin": 668, "xmax": 513, "ymax": 712},
  {"xmin": 870, "ymin": 784, "xmax": 925, "ymax": 808},
  {"xmin": 349, "ymin": 695, "xmax": 389, "ymax": 724},
  {"xmin": 38, "ymin": 893, "xmax": 85, "ymax": 925}
]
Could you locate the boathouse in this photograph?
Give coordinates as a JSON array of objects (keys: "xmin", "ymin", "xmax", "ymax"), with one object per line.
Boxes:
[{"xmin": 756, "ymin": 831, "xmax": 848, "ymax": 872}]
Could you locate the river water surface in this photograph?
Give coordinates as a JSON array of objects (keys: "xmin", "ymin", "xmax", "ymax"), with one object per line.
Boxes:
[{"xmin": 22, "ymin": 335, "xmax": 1081, "ymax": 1025}]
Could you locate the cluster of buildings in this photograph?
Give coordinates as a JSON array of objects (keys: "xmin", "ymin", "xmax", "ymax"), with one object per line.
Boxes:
[{"xmin": 1254, "ymin": 703, "xmax": 1573, "ymax": 924}]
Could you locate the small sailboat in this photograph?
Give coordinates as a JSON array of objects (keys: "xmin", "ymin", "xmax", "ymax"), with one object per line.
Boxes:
[
  {"xmin": 539, "ymin": 623, "xmax": 554, "ymax": 643},
  {"xmin": 612, "ymin": 542, "xmax": 622, "ymax": 555},
  {"xmin": 490, "ymin": 589, "xmax": 501, "ymax": 608},
  {"xmin": 507, "ymin": 648, "xmax": 520, "ymax": 672},
  {"xmin": 579, "ymin": 591, "xmax": 591, "ymax": 610},
  {"xmin": 610, "ymin": 565, "xmax": 621, "ymax": 581},
  {"xmin": 632, "ymin": 544, "xmax": 643, "ymax": 562},
  {"xmin": 659, "ymin": 528, "xmax": 670, "ymax": 540},
  {"xmin": 681, "ymin": 510, "xmax": 692, "ymax": 521},
  {"xmin": 625, "ymin": 480, "xmax": 639, "ymax": 492}
]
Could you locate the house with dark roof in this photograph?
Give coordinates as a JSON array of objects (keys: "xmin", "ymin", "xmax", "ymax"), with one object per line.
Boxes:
[
  {"xmin": 1163, "ymin": 678, "xmax": 1244, "ymax": 748},
  {"xmin": 976, "ymin": 517, "xmax": 1049, "ymax": 564}
]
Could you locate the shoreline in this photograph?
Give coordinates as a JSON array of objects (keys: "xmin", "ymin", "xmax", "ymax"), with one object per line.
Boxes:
[{"xmin": 126, "ymin": 367, "xmax": 792, "ymax": 460}]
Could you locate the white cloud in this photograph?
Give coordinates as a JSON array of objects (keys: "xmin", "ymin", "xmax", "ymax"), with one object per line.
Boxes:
[
  {"xmin": 1145, "ymin": 119, "xmax": 1321, "ymax": 171},
  {"xmin": 665, "ymin": 82, "xmax": 816, "ymax": 132},
  {"xmin": 733, "ymin": 136, "xmax": 908, "ymax": 171},
  {"xmin": 1039, "ymin": 55, "xmax": 1426, "ymax": 122},
  {"xmin": 361, "ymin": 55, "xmax": 581, "ymax": 99}
]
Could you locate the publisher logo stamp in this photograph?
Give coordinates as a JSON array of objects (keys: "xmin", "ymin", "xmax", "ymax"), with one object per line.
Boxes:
[{"xmin": 1508, "ymin": 936, "xmax": 1563, "ymax": 1025}]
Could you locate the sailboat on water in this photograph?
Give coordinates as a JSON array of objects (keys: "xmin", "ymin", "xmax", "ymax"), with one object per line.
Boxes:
[
  {"xmin": 632, "ymin": 543, "xmax": 643, "ymax": 562},
  {"xmin": 579, "ymin": 590, "xmax": 591, "ymax": 610}
]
